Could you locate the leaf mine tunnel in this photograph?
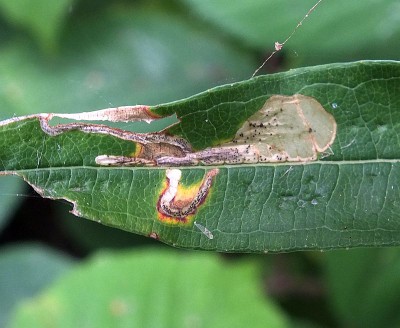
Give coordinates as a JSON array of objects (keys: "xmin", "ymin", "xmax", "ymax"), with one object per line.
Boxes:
[
  {"xmin": 0, "ymin": 93, "xmax": 337, "ymax": 167},
  {"xmin": 157, "ymin": 168, "xmax": 219, "ymax": 224}
]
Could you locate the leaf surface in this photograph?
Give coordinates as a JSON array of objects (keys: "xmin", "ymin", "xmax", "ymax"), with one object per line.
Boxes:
[
  {"xmin": 0, "ymin": 4, "xmax": 254, "ymax": 233},
  {"xmin": 0, "ymin": 61, "xmax": 399, "ymax": 252}
]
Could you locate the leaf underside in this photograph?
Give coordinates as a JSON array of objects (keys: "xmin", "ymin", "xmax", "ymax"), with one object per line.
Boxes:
[{"xmin": 1, "ymin": 61, "xmax": 399, "ymax": 253}]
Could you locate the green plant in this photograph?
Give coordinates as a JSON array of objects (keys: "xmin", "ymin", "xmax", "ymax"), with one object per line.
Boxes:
[{"xmin": 0, "ymin": 1, "xmax": 399, "ymax": 327}]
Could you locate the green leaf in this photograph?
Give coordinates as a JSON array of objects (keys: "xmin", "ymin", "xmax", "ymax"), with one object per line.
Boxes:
[
  {"xmin": 0, "ymin": 0, "xmax": 73, "ymax": 52},
  {"xmin": 180, "ymin": 0, "xmax": 400, "ymax": 65},
  {"xmin": 0, "ymin": 244, "xmax": 73, "ymax": 327},
  {"xmin": 0, "ymin": 4, "xmax": 254, "ymax": 228},
  {"xmin": 0, "ymin": 61, "xmax": 399, "ymax": 253},
  {"xmin": 8, "ymin": 250, "xmax": 288, "ymax": 328}
]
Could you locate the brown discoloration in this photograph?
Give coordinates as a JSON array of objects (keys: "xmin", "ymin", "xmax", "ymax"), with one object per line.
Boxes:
[
  {"xmin": 0, "ymin": 106, "xmax": 159, "ymax": 126},
  {"xmin": 157, "ymin": 169, "xmax": 219, "ymax": 223},
  {"xmin": 38, "ymin": 115, "xmax": 191, "ymax": 152},
  {"xmin": 113, "ymin": 94, "xmax": 336, "ymax": 166},
  {"xmin": 1, "ymin": 94, "xmax": 337, "ymax": 166},
  {"xmin": 47, "ymin": 105, "xmax": 158, "ymax": 123},
  {"xmin": 137, "ymin": 143, "xmax": 187, "ymax": 161},
  {"xmin": 95, "ymin": 142, "xmax": 188, "ymax": 166}
]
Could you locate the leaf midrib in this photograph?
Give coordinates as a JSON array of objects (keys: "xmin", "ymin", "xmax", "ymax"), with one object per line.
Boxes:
[{"xmin": 3, "ymin": 158, "xmax": 400, "ymax": 174}]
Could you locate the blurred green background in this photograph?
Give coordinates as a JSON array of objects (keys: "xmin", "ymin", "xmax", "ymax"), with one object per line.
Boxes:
[{"xmin": 0, "ymin": 0, "xmax": 399, "ymax": 327}]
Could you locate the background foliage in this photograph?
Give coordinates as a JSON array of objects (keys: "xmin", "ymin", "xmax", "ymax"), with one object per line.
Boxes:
[{"xmin": 0, "ymin": 0, "xmax": 399, "ymax": 327}]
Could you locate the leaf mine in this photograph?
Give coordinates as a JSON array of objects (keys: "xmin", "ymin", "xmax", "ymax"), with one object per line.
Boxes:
[
  {"xmin": 155, "ymin": 94, "xmax": 337, "ymax": 165},
  {"xmin": 0, "ymin": 94, "xmax": 336, "ymax": 166},
  {"xmin": 213, "ymin": 94, "xmax": 337, "ymax": 163},
  {"xmin": 157, "ymin": 169, "xmax": 219, "ymax": 223}
]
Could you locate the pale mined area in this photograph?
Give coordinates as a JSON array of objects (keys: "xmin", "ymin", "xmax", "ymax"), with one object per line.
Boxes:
[
  {"xmin": 156, "ymin": 94, "xmax": 337, "ymax": 165},
  {"xmin": 220, "ymin": 94, "xmax": 337, "ymax": 163}
]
